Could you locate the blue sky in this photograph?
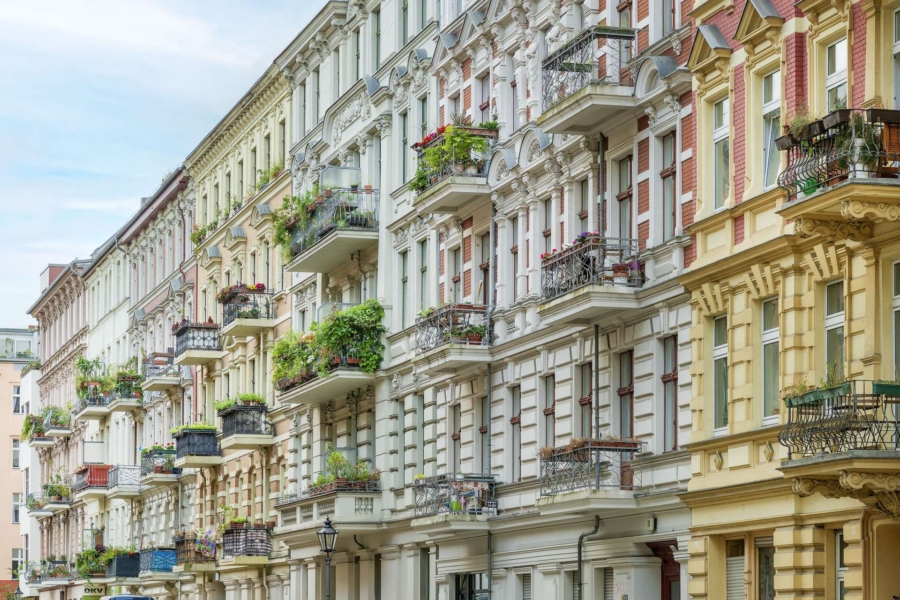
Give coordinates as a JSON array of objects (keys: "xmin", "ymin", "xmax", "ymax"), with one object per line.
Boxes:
[{"xmin": 0, "ymin": 0, "xmax": 328, "ymax": 327}]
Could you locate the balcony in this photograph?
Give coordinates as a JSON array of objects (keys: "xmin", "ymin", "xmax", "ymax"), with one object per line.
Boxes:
[
  {"xmin": 778, "ymin": 379, "xmax": 900, "ymax": 516},
  {"xmin": 221, "ymin": 289, "xmax": 276, "ymax": 337},
  {"xmin": 536, "ymin": 439, "xmax": 643, "ymax": 515},
  {"xmin": 71, "ymin": 395, "xmax": 110, "ymax": 421},
  {"xmin": 105, "ymin": 553, "xmax": 139, "ymax": 578},
  {"xmin": 142, "ymin": 352, "xmax": 180, "ymax": 392},
  {"xmin": 72, "ymin": 464, "xmax": 110, "ymax": 500},
  {"xmin": 139, "ymin": 547, "xmax": 177, "ymax": 581},
  {"xmin": 28, "ymin": 434, "xmax": 54, "ymax": 448},
  {"xmin": 44, "ymin": 412, "xmax": 72, "ymax": 437},
  {"xmin": 140, "ymin": 448, "xmax": 178, "ymax": 488},
  {"xmin": 219, "ymin": 525, "xmax": 272, "ymax": 567},
  {"xmin": 42, "ymin": 482, "xmax": 73, "ymax": 512},
  {"xmin": 412, "ymin": 473, "xmax": 497, "ymax": 530},
  {"xmin": 38, "ymin": 560, "xmax": 74, "ymax": 586},
  {"xmin": 276, "ymin": 351, "xmax": 376, "ymax": 406},
  {"xmin": 777, "ymin": 109, "xmax": 900, "ymax": 232},
  {"xmin": 173, "ymin": 532, "xmax": 216, "ymax": 573},
  {"xmin": 25, "ymin": 493, "xmax": 53, "ymax": 518},
  {"xmin": 173, "ymin": 428, "xmax": 221, "ymax": 468},
  {"xmin": 173, "ymin": 322, "xmax": 223, "ymax": 366},
  {"xmin": 287, "ymin": 188, "xmax": 380, "ymax": 274},
  {"xmin": 412, "ymin": 304, "xmax": 492, "ymax": 375},
  {"xmin": 276, "ymin": 481, "xmax": 381, "ymax": 532},
  {"xmin": 410, "ymin": 127, "xmax": 497, "ymax": 214},
  {"xmin": 220, "ymin": 405, "xmax": 273, "ymax": 450},
  {"xmin": 537, "ymin": 26, "xmax": 637, "ymax": 135},
  {"xmin": 539, "ymin": 236, "xmax": 643, "ymax": 326},
  {"xmin": 107, "ymin": 465, "xmax": 141, "ymax": 499}
]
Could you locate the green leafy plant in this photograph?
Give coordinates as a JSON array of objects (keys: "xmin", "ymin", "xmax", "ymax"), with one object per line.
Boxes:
[
  {"xmin": 214, "ymin": 398, "xmax": 236, "ymax": 412},
  {"xmin": 256, "ymin": 161, "xmax": 285, "ymax": 190},
  {"xmin": 477, "ymin": 120, "xmax": 500, "ymax": 131},
  {"xmin": 422, "ymin": 126, "xmax": 489, "ymax": 173},
  {"xmin": 171, "ymin": 422, "xmax": 218, "ymax": 435},
  {"xmin": 99, "ymin": 546, "xmax": 137, "ymax": 566},
  {"xmin": 409, "ymin": 167, "xmax": 430, "ymax": 192},
  {"xmin": 237, "ymin": 392, "xmax": 266, "ymax": 405},
  {"xmin": 314, "ymin": 299, "xmax": 387, "ymax": 377}
]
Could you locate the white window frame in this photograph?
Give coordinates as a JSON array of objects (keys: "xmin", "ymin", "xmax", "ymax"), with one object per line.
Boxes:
[
  {"xmin": 825, "ymin": 280, "xmax": 845, "ymax": 378},
  {"xmin": 892, "ymin": 261, "xmax": 900, "ymax": 380},
  {"xmin": 543, "ymin": 375, "xmax": 556, "ymax": 447},
  {"xmin": 893, "ymin": 10, "xmax": 900, "ymax": 108},
  {"xmin": 12, "ymin": 439, "xmax": 19, "ymax": 469},
  {"xmin": 13, "ymin": 492, "xmax": 21, "ymax": 524},
  {"xmin": 762, "ymin": 70, "xmax": 782, "ymax": 190},
  {"xmin": 713, "ymin": 97, "xmax": 730, "ymax": 210},
  {"xmin": 12, "ymin": 385, "xmax": 22, "ymax": 414},
  {"xmin": 762, "ymin": 299, "xmax": 780, "ymax": 425},
  {"xmin": 12, "ymin": 548, "xmax": 22, "ymax": 576},
  {"xmin": 713, "ymin": 316, "xmax": 729, "ymax": 436},
  {"xmin": 836, "ymin": 531, "xmax": 848, "ymax": 599},
  {"xmin": 826, "ymin": 38, "xmax": 848, "ymax": 111}
]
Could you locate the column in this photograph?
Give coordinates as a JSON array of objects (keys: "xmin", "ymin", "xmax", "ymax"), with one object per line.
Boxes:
[
  {"xmin": 842, "ymin": 519, "xmax": 864, "ymax": 600},
  {"xmin": 306, "ymin": 559, "xmax": 319, "ymax": 600},
  {"xmin": 773, "ymin": 524, "xmax": 826, "ymax": 600},
  {"xmin": 491, "ymin": 568, "xmax": 510, "ymax": 600},
  {"xmin": 402, "ymin": 545, "xmax": 421, "ymax": 600},
  {"xmin": 288, "ymin": 559, "xmax": 302, "ymax": 600},
  {"xmin": 381, "ymin": 546, "xmax": 402, "ymax": 600},
  {"xmin": 527, "ymin": 197, "xmax": 540, "ymax": 299},
  {"xmin": 494, "ymin": 212, "xmax": 510, "ymax": 311},
  {"xmin": 607, "ymin": 556, "xmax": 662, "ymax": 600},
  {"xmin": 357, "ymin": 550, "xmax": 376, "ymax": 600},
  {"xmin": 516, "ymin": 206, "xmax": 527, "ymax": 300},
  {"xmin": 536, "ymin": 563, "xmax": 563, "ymax": 600},
  {"xmin": 334, "ymin": 551, "xmax": 358, "ymax": 600}
]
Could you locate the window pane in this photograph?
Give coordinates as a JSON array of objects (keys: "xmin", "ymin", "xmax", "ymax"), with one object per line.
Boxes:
[
  {"xmin": 763, "ymin": 341, "xmax": 779, "ymax": 417},
  {"xmin": 764, "ymin": 115, "xmax": 781, "ymax": 188},
  {"xmin": 714, "ymin": 138, "xmax": 730, "ymax": 208},
  {"xmin": 894, "ymin": 263, "xmax": 900, "ymax": 297},
  {"xmin": 827, "ymin": 282, "xmax": 845, "ymax": 315},
  {"xmin": 763, "ymin": 71, "xmax": 780, "ymax": 104},
  {"xmin": 665, "ymin": 380, "xmax": 676, "ymax": 449},
  {"xmin": 827, "ymin": 83, "xmax": 847, "ymax": 111},
  {"xmin": 620, "ymin": 394, "xmax": 633, "ymax": 437},
  {"xmin": 663, "ymin": 133, "xmax": 675, "ymax": 165},
  {"xmin": 894, "ymin": 310, "xmax": 900, "ymax": 379},
  {"xmin": 758, "ymin": 546, "xmax": 776, "ymax": 600},
  {"xmin": 827, "ymin": 39, "xmax": 847, "ymax": 75},
  {"xmin": 665, "ymin": 336, "xmax": 677, "ymax": 373},
  {"xmin": 714, "ymin": 317, "xmax": 727, "ymax": 347},
  {"xmin": 895, "ymin": 10, "xmax": 900, "ymax": 43},
  {"xmin": 663, "ymin": 176, "xmax": 675, "ymax": 240},
  {"xmin": 620, "ymin": 197, "xmax": 631, "ymax": 238},
  {"xmin": 763, "ymin": 299, "xmax": 778, "ymax": 331},
  {"xmin": 714, "ymin": 98, "xmax": 729, "ymax": 130},
  {"xmin": 714, "ymin": 357, "xmax": 728, "ymax": 428},
  {"xmin": 826, "ymin": 326, "xmax": 845, "ymax": 375}
]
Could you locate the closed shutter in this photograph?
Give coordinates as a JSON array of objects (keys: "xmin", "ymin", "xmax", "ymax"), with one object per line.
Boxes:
[
  {"xmin": 604, "ymin": 568, "xmax": 614, "ymax": 600},
  {"xmin": 573, "ymin": 570, "xmax": 580, "ymax": 600},
  {"xmin": 726, "ymin": 556, "xmax": 745, "ymax": 600},
  {"xmin": 522, "ymin": 573, "xmax": 531, "ymax": 600}
]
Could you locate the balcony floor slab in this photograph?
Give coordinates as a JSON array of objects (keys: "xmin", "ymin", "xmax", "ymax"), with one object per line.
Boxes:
[{"xmin": 288, "ymin": 229, "xmax": 379, "ymax": 273}]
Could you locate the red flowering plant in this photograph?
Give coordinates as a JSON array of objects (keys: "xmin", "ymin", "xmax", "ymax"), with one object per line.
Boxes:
[
  {"xmin": 411, "ymin": 125, "xmax": 448, "ymax": 150},
  {"xmin": 215, "ymin": 283, "xmax": 267, "ymax": 303}
]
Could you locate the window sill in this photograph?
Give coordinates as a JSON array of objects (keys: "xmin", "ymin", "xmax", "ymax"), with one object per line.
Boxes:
[{"xmin": 712, "ymin": 427, "xmax": 728, "ymax": 438}]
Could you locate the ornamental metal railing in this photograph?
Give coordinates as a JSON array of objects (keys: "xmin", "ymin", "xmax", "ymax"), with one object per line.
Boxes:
[
  {"xmin": 220, "ymin": 405, "xmax": 273, "ymax": 439},
  {"xmin": 222, "ymin": 291, "xmax": 275, "ymax": 328},
  {"xmin": 413, "ymin": 473, "xmax": 497, "ymax": 517},
  {"xmin": 222, "ymin": 526, "xmax": 272, "ymax": 558},
  {"xmin": 539, "ymin": 440, "xmax": 643, "ymax": 497},
  {"xmin": 777, "ymin": 108, "xmax": 900, "ymax": 201},
  {"xmin": 108, "ymin": 465, "xmax": 141, "ymax": 492},
  {"xmin": 289, "ymin": 188, "xmax": 380, "ymax": 259},
  {"xmin": 174, "ymin": 323, "xmax": 221, "ymax": 356},
  {"xmin": 540, "ymin": 236, "xmax": 642, "ymax": 303},
  {"xmin": 778, "ymin": 379, "xmax": 900, "ymax": 459},
  {"xmin": 143, "ymin": 351, "xmax": 179, "ymax": 379},
  {"xmin": 414, "ymin": 304, "xmax": 491, "ymax": 355},
  {"xmin": 72, "ymin": 465, "xmax": 110, "ymax": 492},
  {"xmin": 173, "ymin": 532, "xmax": 216, "ymax": 566},
  {"xmin": 413, "ymin": 128, "xmax": 497, "ymax": 195},
  {"xmin": 26, "ymin": 493, "xmax": 46, "ymax": 511},
  {"xmin": 303, "ymin": 479, "xmax": 380, "ymax": 499},
  {"xmin": 174, "ymin": 429, "xmax": 220, "ymax": 459},
  {"xmin": 140, "ymin": 449, "xmax": 177, "ymax": 476},
  {"xmin": 71, "ymin": 394, "xmax": 110, "ymax": 415},
  {"xmin": 542, "ymin": 25, "xmax": 637, "ymax": 111},
  {"xmin": 139, "ymin": 547, "xmax": 176, "ymax": 573}
]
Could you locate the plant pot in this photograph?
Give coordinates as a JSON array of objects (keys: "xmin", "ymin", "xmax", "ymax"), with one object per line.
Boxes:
[
  {"xmin": 154, "ymin": 465, "xmax": 163, "ymax": 473},
  {"xmin": 775, "ymin": 133, "xmax": 796, "ymax": 150},
  {"xmin": 346, "ymin": 357, "xmax": 360, "ymax": 366},
  {"xmin": 230, "ymin": 522, "xmax": 244, "ymax": 529},
  {"xmin": 866, "ymin": 108, "xmax": 900, "ymax": 124},
  {"xmin": 364, "ymin": 185, "xmax": 373, "ymax": 193},
  {"xmin": 823, "ymin": 109, "xmax": 852, "ymax": 130},
  {"xmin": 467, "ymin": 333, "xmax": 484, "ymax": 344},
  {"xmin": 51, "ymin": 495, "xmax": 61, "ymax": 501},
  {"xmin": 243, "ymin": 400, "xmax": 251, "ymax": 406},
  {"xmin": 874, "ymin": 382, "xmax": 900, "ymax": 396},
  {"xmin": 465, "ymin": 164, "xmax": 479, "ymax": 174}
]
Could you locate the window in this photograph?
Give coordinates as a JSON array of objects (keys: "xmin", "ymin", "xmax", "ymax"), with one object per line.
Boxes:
[
  {"xmin": 280, "ymin": 121, "xmax": 286, "ymax": 163},
  {"xmin": 762, "ymin": 299, "xmax": 780, "ymax": 423},
  {"xmin": 511, "ymin": 80, "xmax": 519, "ymax": 126},
  {"xmin": 264, "ymin": 135, "xmax": 271, "ymax": 170},
  {"xmin": 238, "ymin": 160, "xmax": 244, "ymax": 198},
  {"xmin": 419, "ymin": 239, "xmax": 428, "ymax": 309},
  {"xmin": 826, "ymin": 281, "xmax": 845, "ymax": 378},
  {"xmin": 452, "ymin": 403, "xmax": 461, "ymax": 472},
  {"xmin": 315, "ymin": 70, "xmax": 321, "ymax": 122},
  {"xmin": 480, "ymin": 75, "xmax": 491, "ymax": 122},
  {"xmin": 420, "ymin": 97, "xmax": 429, "ymax": 137},
  {"xmin": 452, "ymin": 248, "xmax": 462, "ymax": 303},
  {"xmin": 420, "ymin": 0, "xmax": 427, "ymax": 29},
  {"xmin": 543, "ymin": 198, "xmax": 552, "ymax": 253},
  {"xmin": 401, "ymin": 112, "xmax": 409, "ymax": 183},
  {"xmin": 374, "ymin": 10, "xmax": 382, "ymax": 69},
  {"xmin": 510, "ymin": 386, "xmax": 522, "ymax": 482},
  {"xmin": 619, "ymin": 3, "xmax": 633, "ymax": 67},
  {"xmin": 826, "ymin": 39, "xmax": 848, "ymax": 111},
  {"xmin": 401, "ymin": 251, "xmax": 409, "ymax": 329},
  {"xmin": 579, "ymin": 179, "xmax": 589, "ymax": 233},
  {"xmin": 481, "ymin": 232, "xmax": 491, "ymax": 305},
  {"xmin": 713, "ymin": 316, "xmax": 729, "ymax": 432},
  {"xmin": 662, "ymin": 336, "xmax": 678, "ymax": 451},
  {"xmin": 402, "ymin": 0, "xmax": 409, "ymax": 45},
  {"xmin": 354, "ymin": 30, "xmax": 361, "ymax": 80},
  {"xmin": 713, "ymin": 97, "xmax": 730, "ymax": 209},
  {"xmin": 726, "ymin": 540, "xmax": 745, "ymax": 600},
  {"xmin": 836, "ymin": 531, "xmax": 848, "ymax": 599},
  {"xmin": 663, "ymin": 0, "xmax": 676, "ymax": 35},
  {"xmin": 580, "ymin": 363, "xmax": 593, "ymax": 438},
  {"xmin": 13, "ymin": 493, "xmax": 21, "ymax": 523},
  {"xmin": 763, "ymin": 71, "xmax": 782, "ymax": 189},
  {"xmin": 511, "ymin": 216, "xmax": 519, "ymax": 300},
  {"xmin": 12, "ymin": 548, "xmax": 22, "ymax": 576},
  {"xmin": 543, "ymin": 376, "xmax": 556, "ymax": 446},
  {"xmin": 756, "ymin": 537, "xmax": 775, "ymax": 600},
  {"xmin": 661, "ymin": 132, "xmax": 677, "ymax": 240},
  {"xmin": 251, "ymin": 149, "xmax": 257, "ymax": 189},
  {"xmin": 13, "ymin": 385, "xmax": 22, "ymax": 414},
  {"xmin": 617, "ymin": 156, "xmax": 633, "ymax": 238},
  {"xmin": 12, "ymin": 439, "xmax": 19, "ymax": 469},
  {"xmin": 893, "ymin": 262, "xmax": 900, "ymax": 378},
  {"xmin": 618, "ymin": 351, "xmax": 634, "ymax": 438},
  {"xmin": 480, "ymin": 396, "xmax": 490, "ymax": 473}
]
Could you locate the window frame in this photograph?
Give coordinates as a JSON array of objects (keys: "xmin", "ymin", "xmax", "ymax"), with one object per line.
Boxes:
[
  {"xmin": 762, "ymin": 298, "xmax": 780, "ymax": 424},
  {"xmin": 419, "ymin": 239, "xmax": 428, "ymax": 310},
  {"xmin": 401, "ymin": 250, "xmax": 410, "ymax": 329},
  {"xmin": 579, "ymin": 178, "xmax": 590, "ymax": 233},
  {"xmin": 451, "ymin": 403, "xmax": 462, "ymax": 473},
  {"xmin": 12, "ymin": 385, "xmax": 22, "ymax": 414},
  {"xmin": 543, "ymin": 375, "xmax": 556, "ymax": 447},
  {"xmin": 618, "ymin": 351, "xmax": 634, "ymax": 438},
  {"xmin": 510, "ymin": 386, "xmax": 522, "ymax": 482},
  {"xmin": 617, "ymin": 155, "xmax": 634, "ymax": 238},
  {"xmin": 836, "ymin": 531, "xmax": 848, "ymax": 599},
  {"xmin": 825, "ymin": 280, "xmax": 845, "ymax": 378},
  {"xmin": 712, "ymin": 97, "xmax": 731, "ymax": 210},
  {"xmin": 661, "ymin": 131, "xmax": 677, "ymax": 241},
  {"xmin": 713, "ymin": 316, "xmax": 729, "ymax": 434},
  {"xmin": 480, "ymin": 396, "xmax": 490, "ymax": 473},
  {"xmin": 762, "ymin": 70, "xmax": 782, "ymax": 190},
  {"xmin": 401, "ymin": 111, "xmax": 409, "ymax": 183},
  {"xmin": 579, "ymin": 362, "xmax": 593, "ymax": 438},
  {"xmin": 12, "ymin": 492, "xmax": 21, "ymax": 524},
  {"xmin": 12, "ymin": 439, "xmax": 19, "ymax": 469},
  {"xmin": 662, "ymin": 335, "xmax": 678, "ymax": 451},
  {"xmin": 825, "ymin": 38, "xmax": 848, "ymax": 111}
]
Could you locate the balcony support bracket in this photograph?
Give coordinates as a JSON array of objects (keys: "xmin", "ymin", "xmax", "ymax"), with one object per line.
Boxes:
[{"xmin": 794, "ymin": 217, "xmax": 873, "ymax": 241}]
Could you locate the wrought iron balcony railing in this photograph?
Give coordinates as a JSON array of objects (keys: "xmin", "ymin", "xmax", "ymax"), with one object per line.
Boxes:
[
  {"xmin": 174, "ymin": 429, "xmax": 220, "ymax": 459},
  {"xmin": 220, "ymin": 405, "xmax": 273, "ymax": 439},
  {"xmin": 778, "ymin": 379, "xmax": 900, "ymax": 460},
  {"xmin": 542, "ymin": 25, "xmax": 636, "ymax": 111},
  {"xmin": 540, "ymin": 236, "xmax": 642, "ymax": 303},
  {"xmin": 539, "ymin": 439, "xmax": 643, "ymax": 497},
  {"xmin": 288, "ymin": 188, "xmax": 379, "ymax": 259},
  {"xmin": 413, "ymin": 473, "xmax": 497, "ymax": 518},
  {"xmin": 71, "ymin": 394, "xmax": 110, "ymax": 415},
  {"xmin": 174, "ymin": 323, "xmax": 221, "ymax": 356},
  {"xmin": 222, "ymin": 526, "xmax": 272, "ymax": 558},
  {"xmin": 72, "ymin": 465, "xmax": 110, "ymax": 492},
  {"xmin": 173, "ymin": 532, "xmax": 216, "ymax": 566},
  {"xmin": 414, "ymin": 304, "xmax": 491, "ymax": 355},
  {"xmin": 140, "ymin": 449, "xmax": 177, "ymax": 476},
  {"xmin": 108, "ymin": 465, "xmax": 141, "ymax": 491},
  {"xmin": 413, "ymin": 128, "xmax": 497, "ymax": 196},
  {"xmin": 222, "ymin": 291, "xmax": 275, "ymax": 328},
  {"xmin": 139, "ymin": 547, "xmax": 176, "ymax": 573},
  {"xmin": 777, "ymin": 108, "xmax": 900, "ymax": 201},
  {"xmin": 143, "ymin": 352, "xmax": 178, "ymax": 379},
  {"xmin": 25, "ymin": 493, "xmax": 47, "ymax": 512}
]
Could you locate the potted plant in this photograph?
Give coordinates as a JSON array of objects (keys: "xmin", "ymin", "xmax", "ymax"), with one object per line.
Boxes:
[
  {"xmin": 873, "ymin": 378, "xmax": 900, "ymax": 396},
  {"xmin": 823, "ymin": 99, "xmax": 852, "ymax": 130},
  {"xmin": 612, "ymin": 263, "xmax": 631, "ymax": 285},
  {"xmin": 465, "ymin": 324, "xmax": 486, "ymax": 344}
]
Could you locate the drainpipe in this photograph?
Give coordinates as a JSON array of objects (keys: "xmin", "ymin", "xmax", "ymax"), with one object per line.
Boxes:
[
  {"xmin": 578, "ymin": 516, "xmax": 601, "ymax": 600},
  {"xmin": 594, "ymin": 324, "xmax": 600, "ymax": 489},
  {"xmin": 598, "ymin": 136, "xmax": 606, "ymax": 236},
  {"xmin": 486, "ymin": 201, "xmax": 496, "ymax": 476},
  {"xmin": 261, "ymin": 565, "xmax": 270, "ymax": 600}
]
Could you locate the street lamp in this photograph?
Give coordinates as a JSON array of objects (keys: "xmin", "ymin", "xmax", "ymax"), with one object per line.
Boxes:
[
  {"xmin": 317, "ymin": 517, "xmax": 339, "ymax": 600},
  {"xmin": 12, "ymin": 586, "xmax": 22, "ymax": 600}
]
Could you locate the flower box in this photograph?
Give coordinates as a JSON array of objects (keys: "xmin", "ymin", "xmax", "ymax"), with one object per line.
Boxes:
[
  {"xmin": 874, "ymin": 382, "xmax": 900, "ymax": 396},
  {"xmin": 105, "ymin": 553, "xmax": 139, "ymax": 578}
]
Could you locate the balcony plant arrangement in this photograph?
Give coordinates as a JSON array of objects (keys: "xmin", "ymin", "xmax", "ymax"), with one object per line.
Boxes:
[
  {"xmin": 75, "ymin": 546, "xmax": 107, "ymax": 578},
  {"xmin": 421, "ymin": 125, "xmax": 490, "ymax": 175},
  {"xmin": 238, "ymin": 393, "xmax": 265, "ymax": 407},
  {"xmin": 170, "ymin": 422, "xmax": 218, "ymax": 435},
  {"xmin": 214, "ymin": 398, "xmax": 237, "ymax": 412},
  {"xmin": 873, "ymin": 377, "xmax": 900, "ymax": 396},
  {"xmin": 273, "ymin": 188, "xmax": 320, "ymax": 258},
  {"xmin": 216, "ymin": 283, "xmax": 267, "ymax": 304},
  {"xmin": 272, "ymin": 329, "xmax": 320, "ymax": 391},
  {"xmin": 46, "ymin": 483, "xmax": 71, "ymax": 501},
  {"xmin": 314, "ymin": 299, "xmax": 387, "ymax": 377},
  {"xmin": 465, "ymin": 324, "xmax": 486, "ymax": 344}
]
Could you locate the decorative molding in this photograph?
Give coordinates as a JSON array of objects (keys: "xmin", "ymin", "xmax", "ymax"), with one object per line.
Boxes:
[{"xmin": 841, "ymin": 199, "xmax": 900, "ymax": 223}]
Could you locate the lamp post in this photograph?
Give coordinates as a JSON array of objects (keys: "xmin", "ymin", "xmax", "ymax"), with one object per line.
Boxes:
[
  {"xmin": 317, "ymin": 516, "xmax": 339, "ymax": 600},
  {"xmin": 12, "ymin": 586, "xmax": 22, "ymax": 600}
]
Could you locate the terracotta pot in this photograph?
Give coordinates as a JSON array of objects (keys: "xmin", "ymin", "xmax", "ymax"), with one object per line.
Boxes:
[
  {"xmin": 154, "ymin": 465, "xmax": 163, "ymax": 473},
  {"xmin": 467, "ymin": 333, "xmax": 484, "ymax": 344}
]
